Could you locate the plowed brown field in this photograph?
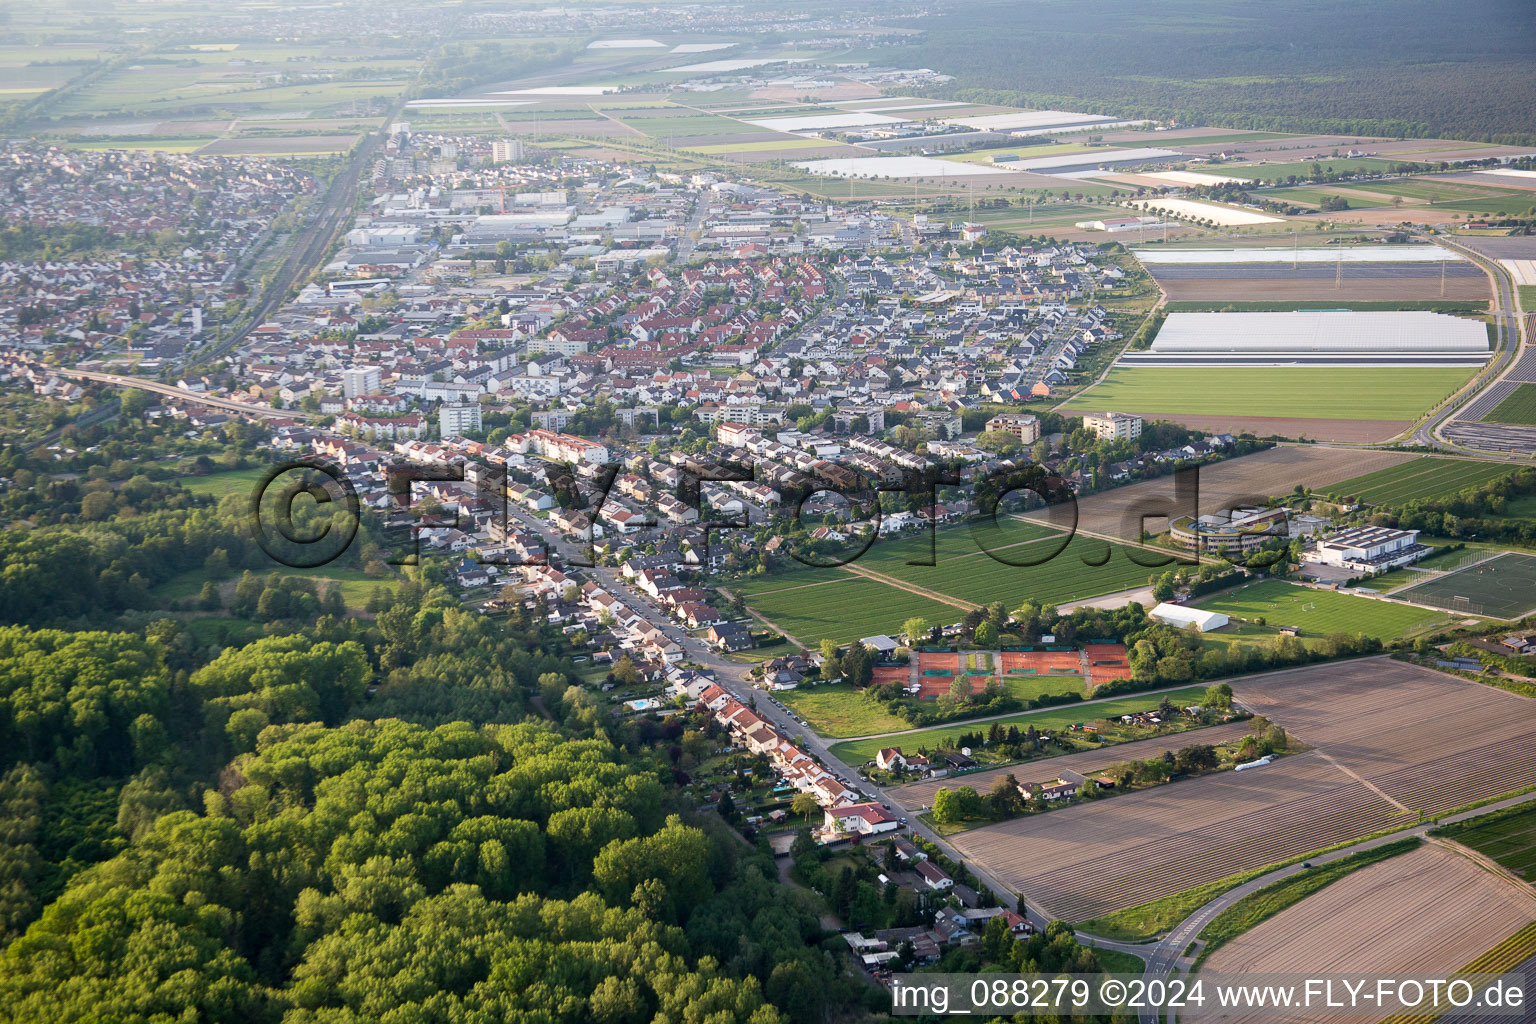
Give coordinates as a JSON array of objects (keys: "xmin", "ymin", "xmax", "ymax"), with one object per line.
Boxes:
[
  {"xmin": 947, "ymin": 659, "xmax": 1536, "ymax": 921},
  {"xmin": 1195, "ymin": 843, "xmax": 1536, "ymax": 1023}
]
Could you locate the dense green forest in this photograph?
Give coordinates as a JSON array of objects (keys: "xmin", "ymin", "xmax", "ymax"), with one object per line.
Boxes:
[{"xmin": 908, "ymin": 0, "xmax": 1536, "ymax": 144}]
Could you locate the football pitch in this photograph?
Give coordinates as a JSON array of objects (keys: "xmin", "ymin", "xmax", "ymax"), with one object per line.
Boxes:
[
  {"xmin": 1394, "ymin": 552, "xmax": 1536, "ymax": 619},
  {"xmin": 1193, "ymin": 579, "xmax": 1452, "ymax": 639}
]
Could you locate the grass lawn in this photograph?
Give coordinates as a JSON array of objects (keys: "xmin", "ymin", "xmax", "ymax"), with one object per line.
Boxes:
[
  {"xmin": 1321, "ymin": 457, "xmax": 1516, "ymax": 505},
  {"xmin": 1061, "ymin": 366, "xmax": 1477, "ymax": 421},
  {"xmin": 1193, "ymin": 579, "xmax": 1451, "ymax": 640},
  {"xmin": 829, "ymin": 686, "xmax": 1206, "ymax": 764},
  {"xmin": 999, "ymin": 673, "xmax": 1089, "ymax": 701},
  {"xmin": 1486, "ymin": 383, "xmax": 1536, "ymax": 426},
  {"xmin": 776, "ymin": 683, "xmax": 907, "ymax": 738},
  {"xmin": 180, "ymin": 466, "xmax": 271, "ymax": 501},
  {"xmin": 1093, "ymin": 948, "xmax": 1146, "ymax": 974},
  {"xmin": 182, "ymin": 616, "xmax": 263, "ymax": 646}
]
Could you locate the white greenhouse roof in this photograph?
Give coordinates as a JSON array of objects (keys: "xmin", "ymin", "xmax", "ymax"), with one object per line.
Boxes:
[{"xmin": 1149, "ymin": 311, "xmax": 1489, "ymax": 354}]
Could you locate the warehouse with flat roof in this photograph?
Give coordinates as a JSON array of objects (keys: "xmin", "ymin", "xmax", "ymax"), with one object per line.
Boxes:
[{"xmin": 1120, "ymin": 310, "xmax": 1491, "ymax": 367}]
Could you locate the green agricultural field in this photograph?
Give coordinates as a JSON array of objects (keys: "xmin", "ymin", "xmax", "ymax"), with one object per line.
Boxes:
[
  {"xmin": 1193, "ymin": 579, "xmax": 1452, "ymax": 639},
  {"xmin": 617, "ymin": 112, "xmax": 759, "ymax": 137},
  {"xmin": 1222, "ymin": 158, "xmax": 1417, "ymax": 182},
  {"xmin": 1257, "ymin": 187, "xmax": 1333, "ymax": 206},
  {"xmin": 1347, "ymin": 179, "xmax": 1510, "ymax": 202},
  {"xmin": 1323, "ymin": 457, "xmax": 1514, "ymax": 505},
  {"xmin": 1162, "ymin": 300, "xmax": 1485, "ymax": 313},
  {"xmin": 1519, "ymin": 286, "xmax": 1536, "ymax": 312},
  {"xmin": 1486, "ymin": 384, "xmax": 1536, "ymax": 426},
  {"xmin": 776, "ymin": 683, "xmax": 908, "ymax": 738},
  {"xmin": 1062, "ymin": 366, "xmax": 1476, "ymax": 421},
  {"xmin": 1435, "ymin": 195, "xmax": 1536, "ymax": 216},
  {"xmin": 829, "ymin": 687, "xmax": 1207, "ymax": 764},
  {"xmin": 741, "ymin": 575, "xmax": 959, "ymax": 648},
  {"xmin": 736, "ymin": 522, "xmax": 1161, "ymax": 648},
  {"xmin": 1435, "ymin": 804, "xmax": 1536, "ymax": 880},
  {"xmin": 694, "ymin": 138, "xmax": 840, "ymax": 154},
  {"xmin": 854, "ymin": 526, "xmax": 1159, "ymax": 612}
]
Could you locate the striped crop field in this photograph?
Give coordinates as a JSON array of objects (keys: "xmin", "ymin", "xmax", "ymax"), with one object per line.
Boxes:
[{"xmin": 1322, "ymin": 456, "xmax": 1515, "ymax": 505}]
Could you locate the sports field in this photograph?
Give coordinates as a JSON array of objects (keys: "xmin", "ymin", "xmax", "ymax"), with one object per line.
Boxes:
[
  {"xmin": 1394, "ymin": 551, "xmax": 1536, "ymax": 619},
  {"xmin": 1193, "ymin": 580, "xmax": 1452, "ymax": 639},
  {"xmin": 1323, "ymin": 457, "xmax": 1515, "ymax": 505},
  {"xmin": 1486, "ymin": 383, "xmax": 1536, "ymax": 425},
  {"xmin": 1061, "ymin": 366, "xmax": 1475, "ymax": 420}
]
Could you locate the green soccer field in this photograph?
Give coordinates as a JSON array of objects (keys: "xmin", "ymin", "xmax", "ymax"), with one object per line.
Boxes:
[
  {"xmin": 1486, "ymin": 384, "xmax": 1536, "ymax": 426},
  {"xmin": 1062, "ymin": 366, "xmax": 1478, "ymax": 421},
  {"xmin": 1193, "ymin": 579, "xmax": 1452, "ymax": 639},
  {"xmin": 1395, "ymin": 552, "xmax": 1536, "ymax": 619}
]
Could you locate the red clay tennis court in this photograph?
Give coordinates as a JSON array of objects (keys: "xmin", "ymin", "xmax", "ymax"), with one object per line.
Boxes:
[
  {"xmin": 1084, "ymin": 642, "xmax": 1130, "ymax": 687},
  {"xmin": 870, "ymin": 664, "xmax": 908, "ymax": 688},
  {"xmin": 998, "ymin": 650, "xmax": 1083, "ymax": 674}
]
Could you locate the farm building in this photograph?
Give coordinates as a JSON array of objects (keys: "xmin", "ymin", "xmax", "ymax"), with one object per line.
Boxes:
[
  {"xmin": 1149, "ymin": 603, "xmax": 1229, "ymax": 632},
  {"xmin": 1121, "ymin": 311, "xmax": 1492, "ymax": 367}
]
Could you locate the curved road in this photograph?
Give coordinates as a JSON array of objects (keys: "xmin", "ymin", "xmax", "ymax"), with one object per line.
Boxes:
[{"xmin": 1410, "ymin": 235, "xmax": 1525, "ymax": 451}]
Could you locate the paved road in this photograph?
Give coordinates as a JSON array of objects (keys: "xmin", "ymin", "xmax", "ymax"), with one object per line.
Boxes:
[
  {"xmin": 1412, "ymin": 235, "xmax": 1524, "ymax": 451},
  {"xmin": 58, "ymin": 369, "xmax": 306, "ymax": 421}
]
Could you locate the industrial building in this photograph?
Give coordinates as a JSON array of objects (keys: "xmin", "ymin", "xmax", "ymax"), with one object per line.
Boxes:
[
  {"xmin": 1120, "ymin": 311, "xmax": 1492, "ymax": 368},
  {"xmin": 1305, "ymin": 526, "xmax": 1427, "ymax": 571}
]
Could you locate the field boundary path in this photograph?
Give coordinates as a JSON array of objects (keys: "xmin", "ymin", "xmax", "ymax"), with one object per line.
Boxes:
[{"xmin": 841, "ymin": 563, "xmax": 982, "ymax": 612}]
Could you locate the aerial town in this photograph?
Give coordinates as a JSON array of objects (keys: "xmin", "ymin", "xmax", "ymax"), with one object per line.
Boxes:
[{"xmin": 3, "ymin": 1, "xmax": 1536, "ymax": 1021}]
